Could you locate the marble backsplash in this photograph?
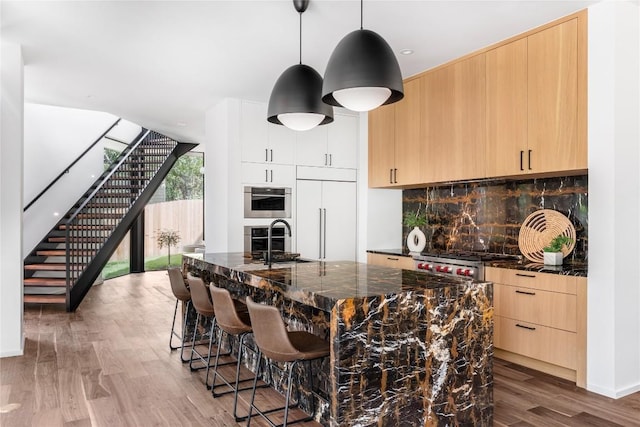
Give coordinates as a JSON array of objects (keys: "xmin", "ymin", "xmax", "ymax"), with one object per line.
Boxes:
[{"xmin": 403, "ymin": 175, "xmax": 588, "ymax": 262}]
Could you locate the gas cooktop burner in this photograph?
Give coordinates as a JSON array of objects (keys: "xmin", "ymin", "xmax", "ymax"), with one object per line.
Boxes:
[{"xmin": 413, "ymin": 251, "xmax": 521, "ymax": 280}]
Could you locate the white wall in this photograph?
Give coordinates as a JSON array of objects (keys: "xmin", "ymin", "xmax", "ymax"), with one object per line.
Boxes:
[
  {"xmin": 1, "ymin": 42, "xmax": 25, "ymax": 357},
  {"xmin": 22, "ymin": 104, "xmax": 119, "ymax": 256},
  {"xmin": 587, "ymin": 0, "xmax": 640, "ymax": 398},
  {"xmin": 204, "ymin": 98, "xmax": 243, "ymax": 252}
]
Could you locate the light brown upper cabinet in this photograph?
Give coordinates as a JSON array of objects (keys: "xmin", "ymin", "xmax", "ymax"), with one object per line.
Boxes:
[
  {"xmin": 368, "ymin": 103, "xmax": 396, "ymax": 187},
  {"xmin": 393, "ymin": 78, "xmax": 423, "ymax": 185},
  {"xmin": 368, "ymin": 10, "xmax": 587, "ymax": 188},
  {"xmin": 486, "ymin": 38, "xmax": 528, "ymax": 177},
  {"xmin": 368, "ymin": 78, "xmax": 422, "ymax": 187},
  {"xmin": 487, "ymin": 15, "xmax": 587, "ymax": 177},
  {"xmin": 422, "ymin": 54, "xmax": 486, "ymax": 183}
]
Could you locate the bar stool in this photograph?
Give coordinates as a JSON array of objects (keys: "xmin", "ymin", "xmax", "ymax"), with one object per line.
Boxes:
[
  {"xmin": 209, "ymin": 285, "xmax": 261, "ymax": 422},
  {"xmin": 168, "ymin": 268, "xmax": 191, "ymax": 363},
  {"xmin": 245, "ymin": 297, "xmax": 330, "ymax": 427},
  {"xmin": 186, "ymin": 274, "xmax": 219, "ymax": 387}
]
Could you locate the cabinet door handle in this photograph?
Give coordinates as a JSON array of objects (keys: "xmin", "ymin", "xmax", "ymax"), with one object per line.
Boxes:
[
  {"xmin": 270, "ymin": 149, "xmax": 273, "ymax": 162},
  {"xmin": 389, "ymin": 169, "xmax": 393, "ymax": 184},
  {"xmin": 329, "ymin": 154, "xmax": 332, "ymax": 166},
  {"xmin": 386, "ymin": 257, "xmax": 399, "ymax": 261},
  {"xmin": 270, "ymin": 170, "xmax": 273, "ymax": 182},
  {"xmin": 520, "ymin": 151, "xmax": 524, "ymax": 171},
  {"xmin": 515, "ymin": 273, "xmax": 536, "ymax": 278},
  {"xmin": 515, "ymin": 323, "xmax": 536, "ymax": 331},
  {"xmin": 323, "ymin": 208, "xmax": 327, "ymax": 259},
  {"xmin": 318, "ymin": 208, "xmax": 323, "ymax": 259},
  {"xmin": 515, "ymin": 290, "xmax": 536, "ymax": 296},
  {"xmin": 265, "ymin": 148, "xmax": 269, "ymax": 162},
  {"xmin": 265, "ymin": 169, "xmax": 268, "ymax": 182},
  {"xmin": 394, "ymin": 168, "xmax": 398, "ymax": 183},
  {"xmin": 324, "ymin": 154, "xmax": 328, "ymax": 166},
  {"xmin": 528, "ymin": 150, "xmax": 532, "ymax": 170}
]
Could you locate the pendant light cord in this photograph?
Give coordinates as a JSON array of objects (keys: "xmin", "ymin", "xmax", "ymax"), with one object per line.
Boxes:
[
  {"xmin": 299, "ymin": 10, "xmax": 302, "ymax": 64},
  {"xmin": 360, "ymin": 0, "xmax": 363, "ymax": 29}
]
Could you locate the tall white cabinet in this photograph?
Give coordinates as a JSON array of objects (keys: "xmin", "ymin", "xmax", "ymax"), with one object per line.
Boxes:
[{"xmin": 296, "ymin": 174, "xmax": 357, "ymax": 261}]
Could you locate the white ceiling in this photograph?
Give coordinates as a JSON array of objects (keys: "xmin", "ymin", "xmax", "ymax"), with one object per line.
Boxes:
[{"xmin": 2, "ymin": 0, "xmax": 597, "ymax": 143}]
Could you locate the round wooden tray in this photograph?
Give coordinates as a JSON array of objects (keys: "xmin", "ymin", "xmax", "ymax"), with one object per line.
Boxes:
[{"xmin": 518, "ymin": 209, "xmax": 576, "ymax": 263}]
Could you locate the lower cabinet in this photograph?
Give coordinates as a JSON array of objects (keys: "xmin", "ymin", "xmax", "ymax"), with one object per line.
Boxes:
[
  {"xmin": 485, "ymin": 267, "xmax": 587, "ymax": 387},
  {"xmin": 296, "ymin": 179, "xmax": 356, "ymax": 261},
  {"xmin": 367, "ymin": 252, "xmax": 414, "ymax": 269}
]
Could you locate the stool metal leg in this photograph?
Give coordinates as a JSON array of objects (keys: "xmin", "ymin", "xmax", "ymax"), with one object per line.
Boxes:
[
  {"xmin": 170, "ymin": 300, "xmax": 191, "ymax": 363},
  {"xmin": 247, "ymin": 349, "xmax": 263, "ymax": 427}
]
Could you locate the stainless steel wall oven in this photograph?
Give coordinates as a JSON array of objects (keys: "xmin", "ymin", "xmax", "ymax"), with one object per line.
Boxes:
[
  {"xmin": 244, "ymin": 186, "xmax": 291, "ymax": 218},
  {"xmin": 244, "ymin": 225, "xmax": 291, "ymax": 255}
]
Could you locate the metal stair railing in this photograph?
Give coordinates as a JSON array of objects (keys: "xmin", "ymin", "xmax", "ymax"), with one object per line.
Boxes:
[{"xmin": 64, "ymin": 130, "xmax": 179, "ymax": 302}]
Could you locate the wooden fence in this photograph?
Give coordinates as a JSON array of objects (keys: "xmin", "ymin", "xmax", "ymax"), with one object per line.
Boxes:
[{"xmin": 111, "ymin": 199, "xmax": 203, "ymax": 261}]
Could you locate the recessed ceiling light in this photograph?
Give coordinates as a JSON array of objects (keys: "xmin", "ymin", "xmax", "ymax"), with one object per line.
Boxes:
[
  {"xmin": 53, "ymin": 212, "xmax": 59, "ymax": 216},
  {"xmin": 400, "ymin": 49, "xmax": 414, "ymax": 55},
  {"xmin": 176, "ymin": 122, "xmax": 187, "ymax": 127}
]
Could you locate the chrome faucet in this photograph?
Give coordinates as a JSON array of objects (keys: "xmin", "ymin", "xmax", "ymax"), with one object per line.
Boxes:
[{"xmin": 266, "ymin": 218, "xmax": 292, "ymax": 268}]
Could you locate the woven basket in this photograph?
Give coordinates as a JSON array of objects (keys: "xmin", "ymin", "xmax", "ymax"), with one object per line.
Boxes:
[{"xmin": 518, "ymin": 209, "xmax": 576, "ymax": 263}]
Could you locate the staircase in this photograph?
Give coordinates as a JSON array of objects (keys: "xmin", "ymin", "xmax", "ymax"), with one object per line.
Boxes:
[{"xmin": 23, "ymin": 128, "xmax": 196, "ymax": 311}]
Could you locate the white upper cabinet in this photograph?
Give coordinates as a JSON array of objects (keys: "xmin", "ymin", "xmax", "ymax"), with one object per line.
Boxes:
[
  {"xmin": 327, "ymin": 114, "xmax": 358, "ymax": 169},
  {"xmin": 295, "ymin": 113, "xmax": 358, "ymax": 169},
  {"xmin": 294, "ymin": 125, "xmax": 328, "ymax": 167},
  {"xmin": 240, "ymin": 100, "xmax": 295, "ymax": 165}
]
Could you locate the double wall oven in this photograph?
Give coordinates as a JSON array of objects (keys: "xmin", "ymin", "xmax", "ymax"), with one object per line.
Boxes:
[{"xmin": 243, "ymin": 186, "xmax": 292, "ymax": 255}]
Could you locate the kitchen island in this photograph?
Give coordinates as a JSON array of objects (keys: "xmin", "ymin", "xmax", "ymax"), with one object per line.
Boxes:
[{"xmin": 183, "ymin": 253, "xmax": 493, "ymax": 426}]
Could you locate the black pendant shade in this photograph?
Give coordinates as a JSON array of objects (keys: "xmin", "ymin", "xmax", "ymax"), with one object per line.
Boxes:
[
  {"xmin": 267, "ymin": 63, "xmax": 334, "ymax": 126},
  {"xmin": 322, "ymin": 28, "xmax": 404, "ymax": 109},
  {"xmin": 267, "ymin": 0, "xmax": 333, "ymax": 131}
]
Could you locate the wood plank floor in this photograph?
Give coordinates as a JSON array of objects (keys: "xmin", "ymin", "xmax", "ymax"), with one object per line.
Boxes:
[{"xmin": 1, "ymin": 270, "xmax": 638, "ymax": 426}]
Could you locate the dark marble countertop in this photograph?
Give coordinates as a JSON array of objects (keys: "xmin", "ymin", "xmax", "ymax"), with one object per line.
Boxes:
[
  {"xmin": 184, "ymin": 252, "xmax": 482, "ymax": 312},
  {"xmin": 366, "ymin": 249, "xmax": 588, "ymax": 277},
  {"xmin": 485, "ymin": 259, "xmax": 588, "ymax": 277}
]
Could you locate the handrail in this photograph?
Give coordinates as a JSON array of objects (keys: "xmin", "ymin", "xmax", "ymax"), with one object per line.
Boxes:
[
  {"xmin": 65, "ymin": 128, "xmax": 151, "ymax": 225},
  {"xmin": 23, "ymin": 118, "xmax": 122, "ymax": 212}
]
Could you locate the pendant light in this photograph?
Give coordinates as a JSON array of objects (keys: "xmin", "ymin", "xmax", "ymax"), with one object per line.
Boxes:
[
  {"xmin": 268, "ymin": 0, "xmax": 333, "ymax": 131},
  {"xmin": 322, "ymin": 0, "xmax": 403, "ymax": 112}
]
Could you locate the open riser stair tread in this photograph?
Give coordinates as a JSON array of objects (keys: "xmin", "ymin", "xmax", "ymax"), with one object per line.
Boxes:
[
  {"xmin": 24, "ymin": 278, "xmax": 67, "ymax": 286},
  {"xmin": 24, "ymin": 295, "xmax": 66, "ymax": 304}
]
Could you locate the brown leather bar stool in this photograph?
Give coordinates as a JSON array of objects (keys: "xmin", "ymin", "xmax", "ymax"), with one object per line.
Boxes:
[
  {"xmin": 168, "ymin": 267, "xmax": 191, "ymax": 363},
  {"xmin": 209, "ymin": 285, "xmax": 263, "ymax": 422},
  {"xmin": 186, "ymin": 274, "xmax": 220, "ymax": 387},
  {"xmin": 245, "ymin": 297, "xmax": 330, "ymax": 427}
]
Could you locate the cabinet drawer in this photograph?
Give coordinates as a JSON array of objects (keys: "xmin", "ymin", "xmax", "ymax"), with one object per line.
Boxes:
[
  {"xmin": 485, "ymin": 266, "xmax": 577, "ymax": 294},
  {"xmin": 495, "ymin": 283, "xmax": 576, "ymax": 331},
  {"xmin": 495, "ymin": 315, "xmax": 576, "ymax": 370},
  {"xmin": 367, "ymin": 253, "xmax": 414, "ymax": 269}
]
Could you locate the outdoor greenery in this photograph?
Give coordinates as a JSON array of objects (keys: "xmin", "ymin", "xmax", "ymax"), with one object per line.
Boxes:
[
  {"xmin": 165, "ymin": 154, "xmax": 203, "ymax": 201},
  {"xmin": 102, "ymin": 254, "xmax": 184, "ymax": 280},
  {"xmin": 104, "ymin": 148, "xmax": 203, "ymax": 201},
  {"xmin": 104, "ymin": 147, "xmax": 121, "ymax": 170},
  {"xmin": 156, "ymin": 229, "xmax": 181, "ymax": 267}
]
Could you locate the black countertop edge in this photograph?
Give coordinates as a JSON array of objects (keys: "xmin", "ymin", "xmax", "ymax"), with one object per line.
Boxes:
[
  {"xmin": 367, "ymin": 249, "xmax": 411, "ymax": 257},
  {"xmin": 366, "ymin": 249, "xmax": 587, "ymax": 277}
]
